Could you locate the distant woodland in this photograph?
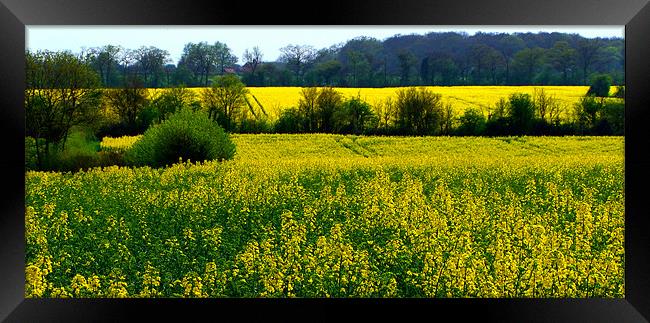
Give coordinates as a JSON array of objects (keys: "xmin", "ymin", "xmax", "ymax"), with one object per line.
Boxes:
[{"xmin": 45, "ymin": 31, "xmax": 623, "ymax": 88}]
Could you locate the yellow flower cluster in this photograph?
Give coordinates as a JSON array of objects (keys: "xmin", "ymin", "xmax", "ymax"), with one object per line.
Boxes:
[
  {"xmin": 179, "ymin": 86, "xmax": 619, "ymax": 120},
  {"xmin": 99, "ymin": 135, "xmax": 143, "ymax": 153},
  {"xmin": 26, "ymin": 135, "xmax": 624, "ymax": 297}
]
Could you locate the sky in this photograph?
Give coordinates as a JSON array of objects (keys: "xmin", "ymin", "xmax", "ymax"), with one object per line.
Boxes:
[{"xmin": 26, "ymin": 26, "xmax": 624, "ymax": 65}]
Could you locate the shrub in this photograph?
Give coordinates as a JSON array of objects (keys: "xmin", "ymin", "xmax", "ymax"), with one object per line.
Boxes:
[
  {"xmin": 136, "ymin": 105, "xmax": 159, "ymax": 132},
  {"xmin": 201, "ymin": 74, "xmax": 249, "ymax": 131},
  {"xmin": 275, "ymin": 108, "xmax": 306, "ymax": 133},
  {"xmin": 151, "ymin": 86, "xmax": 197, "ymax": 122},
  {"xmin": 315, "ymin": 87, "xmax": 344, "ymax": 132},
  {"xmin": 573, "ymin": 96, "xmax": 603, "ymax": 133},
  {"xmin": 395, "ymin": 87, "xmax": 444, "ymax": 135},
  {"xmin": 456, "ymin": 108, "xmax": 486, "ymax": 136},
  {"xmin": 104, "ymin": 77, "xmax": 150, "ymax": 133},
  {"xmin": 238, "ymin": 117, "xmax": 273, "ymax": 134},
  {"xmin": 25, "ymin": 137, "xmax": 38, "ymax": 170},
  {"xmin": 507, "ymin": 93, "xmax": 535, "ymax": 135},
  {"xmin": 333, "ymin": 96, "xmax": 378, "ymax": 134},
  {"xmin": 599, "ymin": 101, "xmax": 624, "ymax": 135},
  {"xmin": 587, "ymin": 74, "xmax": 613, "ymax": 97},
  {"xmin": 484, "ymin": 117, "xmax": 510, "ymax": 136},
  {"xmin": 125, "ymin": 108, "xmax": 236, "ymax": 167},
  {"xmin": 53, "ymin": 150, "xmax": 100, "ymax": 172}
]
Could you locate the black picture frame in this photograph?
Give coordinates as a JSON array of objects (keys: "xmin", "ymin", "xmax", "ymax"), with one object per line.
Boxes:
[{"xmin": 1, "ymin": 0, "xmax": 649, "ymax": 321}]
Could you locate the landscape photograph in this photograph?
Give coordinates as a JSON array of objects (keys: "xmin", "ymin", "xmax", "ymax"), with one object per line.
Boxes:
[{"xmin": 24, "ymin": 26, "xmax": 625, "ymax": 298}]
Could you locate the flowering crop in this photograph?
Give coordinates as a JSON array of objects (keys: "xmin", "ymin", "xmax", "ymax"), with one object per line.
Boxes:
[
  {"xmin": 173, "ymin": 86, "xmax": 618, "ymax": 120},
  {"xmin": 99, "ymin": 135, "xmax": 143, "ymax": 153},
  {"xmin": 26, "ymin": 135, "xmax": 624, "ymax": 298}
]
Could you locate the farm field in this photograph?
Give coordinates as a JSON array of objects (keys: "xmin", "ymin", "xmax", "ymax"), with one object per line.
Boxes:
[
  {"xmin": 176, "ymin": 86, "xmax": 618, "ymax": 120},
  {"xmin": 26, "ymin": 135, "xmax": 625, "ymax": 298}
]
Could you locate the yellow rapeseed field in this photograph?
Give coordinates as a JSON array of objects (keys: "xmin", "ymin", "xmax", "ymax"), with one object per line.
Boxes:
[
  {"xmin": 175, "ymin": 86, "xmax": 614, "ymax": 120},
  {"xmin": 26, "ymin": 135, "xmax": 624, "ymax": 298}
]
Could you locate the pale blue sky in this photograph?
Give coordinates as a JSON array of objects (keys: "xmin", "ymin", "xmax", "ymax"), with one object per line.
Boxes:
[{"xmin": 26, "ymin": 26, "xmax": 624, "ymax": 65}]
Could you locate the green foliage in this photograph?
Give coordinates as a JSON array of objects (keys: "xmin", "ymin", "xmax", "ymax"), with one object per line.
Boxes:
[
  {"xmin": 104, "ymin": 77, "xmax": 150, "ymax": 133},
  {"xmin": 275, "ymin": 108, "xmax": 307, "ymax": 133},
  {"xmin": 456, "ymin": 108, "xmax": 486, "ymax": 136},
  {"xmin": 30, "ymin": 129, "xmax": 105, "ymax": 172},
  {"xmin": 532, "ymin": 88, "xmax": 563, "ymax": 123},
  {"xmin": 573, "ymin": 96, "xmax": 603, "ymax": 132},
  {"xmin": 315, "ymin": 87, "xmax": 344, "ymax": 132},
  {"xmin": 395, "ymin": 87, "xmax": 444, "ymax": 135},
  {"xmin": 25, "ymin": 137, "xmax": 38, "ymax": 170},
  {"xmin": 507, "ymin": 93, "xmax": 535, "ymax": 135},
  {"xmin": 137, "ymin": 105, "xmax": 159, "ymax": 131},
  {"xmin": 333, "ymin": 95, "xmax": 378, "ymax": 134},
  {"xmin": 201, "ymin": 74, "xmax": 249, "ymax": 131},
  {"xmin": 151, "ymin": 86, "xmax": 197, "ymax": 122},
  {"xmin": 125, "ymin": 108, "xmax": 235, "ymax": 167},
  {"xmin": 297, "ymin": 87, "xmax": 320, "ymax": 132},
  {"xmin": 595, "ymin": 101, "xmax": 625, "ymax": 135},
  {"xmin": 296, "ymin": 87, "xmax": 345, "ymax": 133},
  {"xmin": 587, "ymin": 74, "xmax": 613, "ymax": 97},
  {"xmin": 25, "ymin": 50, "xmax": 102, "ymax": 168},
  {"xmin": 237, "ymin": 116, "xmax": 273, "ymax": 134}
]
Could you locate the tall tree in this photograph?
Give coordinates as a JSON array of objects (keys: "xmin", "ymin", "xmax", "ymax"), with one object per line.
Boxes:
[
  {"xmin": 470, "ymin": 44, "xmax": 492, "ymax": 84},
  {"xmin": 118, "ymin": 48, "xmax": 136, "ymax": 82},
  {"xmin": 512, "ymin": 47, "xmax": 545, "ymax": 84},
  {"xmin": 178, "ymin": 42, "xmax": 212, "ymax": 86},
  {"xmin": 104, "ymin": 76, "xmax": 150, "ymax": 133},
  {"xmin": 548, "ymin": 41, "xmax": 577, "ymax": 85},
  {"xmin": 86, "ymin": 45, "xmax": 121, "ymax": 86},
  {"xmin": 212, "ymin": 42, "xmax": 238, "ymax": 75},
  {"xmin": 243, "ymin": 46, "xmax": 263, "ymax": 84},
  {"xmin": 201, "ymin": 74, "xmax": 249, "ymax": 131},
  {"xmin": 25, "ymin": 50, "xmax": 102, "ymax": 167},
  {"xmin": 485, "ymin": 47, "xmax": 505, "ymax": 85},
  {"xmin": 279, "ymin": 44, "xmax": 317, "ymax": 85},
  {"xmin": 313, "ymin": 60, "xmax": 342, "ymax": 86},
  {"xmin": 397, "ymin": 50, "xmax": 417, "ymax": 85},
  {"xmin": 133, "ymin": 46, "xmax": 170, "ymax": 87},
  {"xmin": 497, "ymin": 34, "xmax": 525, "ymax": 84},
  {"xmin": 576, "ymin": 38, "xmax": 603, "ymax": 85},
  {"xmin": 345, "ymin": 50, "xmax": 370, "ymax": 87}
]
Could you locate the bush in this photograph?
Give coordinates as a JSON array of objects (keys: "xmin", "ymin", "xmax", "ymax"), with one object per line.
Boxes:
[
  {"xmin": 103, "ymin": 78, "xmax": 150, "ymax": 133},
  {"xmin": 201, "ymin": 74, "xmax": 249, "ymax": 131},
  {"xmin": 275, "ymin": 108, "xmax": 306, "ymax": 133},
  {"xmin": 395, "ymin": 87, "xmax": 444, "ymax": 135},
  {"xmin": 315, "ymin": 87, "xmax": 344, "ymax": 133},
  {"xmin": 151, "ymin": 86, "xmax": 197, "ymax": 122},
  {"xmin": 573, "ymin": 96, "xmax": 602, "ymax": 133},
  {"xmin": 238, "ymin": 117, "xmax": 273, "ymax": 134},
  {"xmin": 125, "ymin": 108, "xmax": 236, "ymax": 167},
  {"xmin": 587, "ymin": 74, "xmax": 613, "ymax": 97},
  {"xmin": 136, "ymin": 105, "xmax": 159, "ymax": 132},
  {"xmin": 333, "ymin": 96, "xmax": 378, "ymax": 134},
  {"xmin": 484, "ymin": 117, "xmax": 510, "ymax": 136},
  {"xmin": 52, "ymin": 150, "xmax": 101, "ymax": 172},
  {"xmin": 507, "ymin": 93, "xmax": 535, "ymax": 135},
  {"xmin": 25, "ymin": 137, "xmax": 38, "ymax": 170},
  {"xmin": 456, "ymin": 108, "xmax": 486, "ymax": 136},
  {"xmin": 599, "ymin": 101, "xmax": 624, "ymax": 135}
]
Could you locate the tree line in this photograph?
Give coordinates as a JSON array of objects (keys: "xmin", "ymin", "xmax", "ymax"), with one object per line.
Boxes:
[
  {"xmin": 25, "ymin": 49, "xmax": 624, "ymax": 171},
  {"xmin": 76, "ymin": 31, "xmax": 623, "ymax": 88}
]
